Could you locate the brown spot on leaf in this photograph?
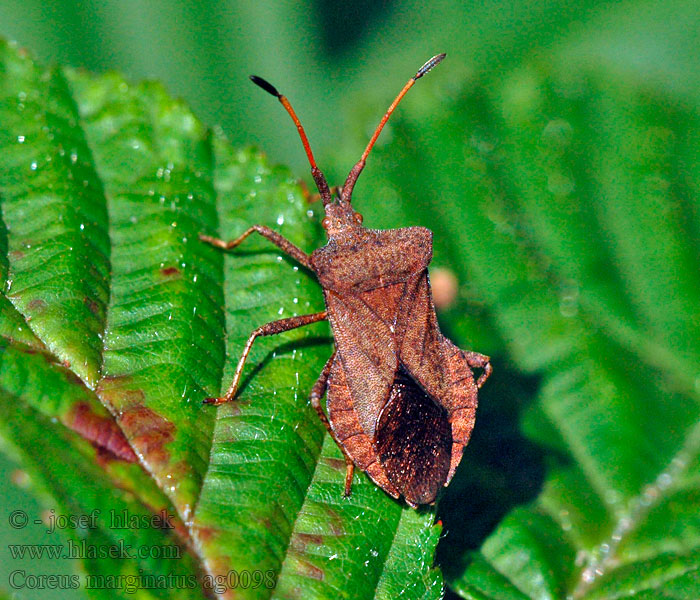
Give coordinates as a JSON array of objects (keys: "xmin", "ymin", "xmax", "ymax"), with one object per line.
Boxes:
[
  {"xmin": 88, "ymin": 264, "xmax": 102, "ymax": 281},
  {"xmin": 296, "ymin": 560, "xmax": 324, "ymax": 581},
  {"xmin": 199, "ymin": 547, "xmax": 236, "ymax": 599},
  {"xmin": 67, "ymin": 402, "xmax": 137, "ymax": 462},
  {"xmin": 161, "ymin": 266, "xmax": 181, "ymax": 277},
  {"xmin": 321, "ymin": 457, "xmax": 346, "ymax": 472},
  {"xmin": 325, "ymin": 507, "xmax": 345, "ymax": 536},
  {"xmin": 260, "ymin": 518, "xmax": 274, "ymax": 531},
  {"xmin": 119, "ymin": 404, "xmax": 175, "ymax": 466},
  {"xmin": 193, "ymin": 525, "xmax": 219, "ymax": 544},
  {"xmin": 27, "ymin": 298, "xmax": 47, "ymax": 312},
  {"xmin": 290, "ymin": 532, "xmax": 324, "ymax": 553},
  {"xmin": 84, "ymin": 297, "xmax": 101, "ymax": 316},
  {"xmin": 10, "ymin": 250, "xmax": 24, "ymax": 260},
  {"xmin": 259, "ymin": 517, "xmax": 287, "ymax": 541},
  {"xmin": 99, "ymin": 374, "xmax": 134, "ymax": 386},
  {"xmin": 10, "ymin": 469, "xmax": 30, "ymax": 487},
  {"xmin": 96, "ymin": 375, "xmax": 144, "ymax": 413}
]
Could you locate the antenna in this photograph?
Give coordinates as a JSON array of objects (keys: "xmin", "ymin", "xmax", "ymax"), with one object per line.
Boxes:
[
  {"xmin": 250, "ymin": 75, "xmax": 332, "ymax": 205},
  {"xmin": 341, "ymin": 53, "xmax": 446, "ymax": 202}
]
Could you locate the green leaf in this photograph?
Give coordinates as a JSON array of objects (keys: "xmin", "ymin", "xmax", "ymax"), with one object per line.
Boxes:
[
  {"xmin": 0, "ymin": 39, "xmax": 443, "ymax": 600},
  {"xmin": 0, "ymin": 43, "xmax": 110, "ymax": 386},
  {"xmin": 0, "ymin": 341, "xmax": 201, "ymax": 600}
]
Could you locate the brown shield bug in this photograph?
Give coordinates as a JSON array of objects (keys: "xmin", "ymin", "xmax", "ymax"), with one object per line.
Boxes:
[{"xmin": 200, "ymin": 54, "xmax": 491, "ymax": 507}]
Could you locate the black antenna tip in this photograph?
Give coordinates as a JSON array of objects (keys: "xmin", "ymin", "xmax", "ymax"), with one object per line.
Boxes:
[
  {"xmin": 249, "ymin": 75, "xmax": 281, "ymax": 98},
  {"xmin": 414, "ymin": 53, "xmax": 446, "ymax": 80}
]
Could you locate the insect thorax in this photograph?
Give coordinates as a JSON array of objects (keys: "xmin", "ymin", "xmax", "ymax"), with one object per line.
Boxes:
[{"xmin": 311, "ymin": 226, "xmax": 433, "ymax": 293}]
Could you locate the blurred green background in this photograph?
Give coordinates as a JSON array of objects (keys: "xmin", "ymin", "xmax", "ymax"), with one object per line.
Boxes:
[
  {"xmin": 2, "ymin": 0, "xmax": 697, "ymax": 185},
  {"xmin": 1, "ymin": 1, "xmax": 699, "ymax": 598}
]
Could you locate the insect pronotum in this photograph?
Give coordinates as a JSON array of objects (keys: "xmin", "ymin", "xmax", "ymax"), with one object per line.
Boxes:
[{"xmin": 201, "ymin": 54, "xmax": 492, "ymax": 507}]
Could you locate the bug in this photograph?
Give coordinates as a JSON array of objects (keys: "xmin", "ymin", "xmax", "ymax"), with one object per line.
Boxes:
[{"xmin": 200, "ymin": 54, "xmax": 491, "ymax": 507}]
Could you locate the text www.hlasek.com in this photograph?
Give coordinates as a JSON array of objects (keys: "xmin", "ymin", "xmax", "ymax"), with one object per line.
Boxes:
[{"xmin": 8, "ymin": 538, "xmax": 181, "ymax": 560}]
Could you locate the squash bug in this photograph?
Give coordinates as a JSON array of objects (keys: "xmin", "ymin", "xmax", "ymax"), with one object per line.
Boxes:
[{"xmin": 201, "ymin": 54, "xmax": 492, "ymax": 507}]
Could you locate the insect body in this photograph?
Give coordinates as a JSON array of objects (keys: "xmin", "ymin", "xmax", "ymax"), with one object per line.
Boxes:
[{"xmin": 201, "ymin": 54, "xmax": 491, "ymax": 507}]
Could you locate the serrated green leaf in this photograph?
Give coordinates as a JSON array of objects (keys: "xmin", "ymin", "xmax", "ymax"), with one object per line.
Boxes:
[
  {"xmin": 0, "ymin": 39, "xmax": 443, "ymax": 600},
  {"xmin": 0, "ymin": 42, "xmax": 110, "ymax": 386},
  {"xmin": 0, "ymin": 350, "xmax": 201, "ymax": 600},
  {"xmin": 66, "ymin": 66, "xmax": 223, "ymax": 523}
]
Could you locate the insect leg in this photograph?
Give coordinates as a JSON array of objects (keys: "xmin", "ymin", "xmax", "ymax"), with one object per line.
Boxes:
[
  {"xmin": 309, "ymin": 350, "xmax": 357, "ymax": 497},
  {"xmin": 344, "ymin": 463, "xmax": 355, "ymax": 498},
  {"xmin": 464, "ymin": 351, "xmax": 492, "ymax": 388},
  {"xmin": 309, "ymin": 350, "xmax": 337, "ymax": 432},
  {"xmin": 199, "ymin": 225, "xmax": 312, "ymax": 270},
  {"xmin": 204, "ymin": 311, "xmax": 328, "ymax": 406}
]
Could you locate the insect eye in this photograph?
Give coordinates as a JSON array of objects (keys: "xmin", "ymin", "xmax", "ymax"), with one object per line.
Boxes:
[
  {"xmin": 354, "ymin": 212, "xmax": 363, "ymax": 224},
  {"xmin": 322, "ymin": 217, "xmax": 330, "ymax": 229}
]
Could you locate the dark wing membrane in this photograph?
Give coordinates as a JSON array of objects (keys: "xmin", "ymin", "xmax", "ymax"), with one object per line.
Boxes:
[
  {"xmin": 324, "ymin": 289, "xmax": 398, "ymax": 438},
  {"xmin": 374, "ymin": 363, "xmax": 451, "ymax": 506}
]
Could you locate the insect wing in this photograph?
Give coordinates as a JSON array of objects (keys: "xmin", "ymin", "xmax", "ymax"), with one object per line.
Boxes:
[
  {"xmin": 394, "ymin": 271, "xmax": 445, "ymax": 399},
  {"xmin": 389, "ymin": 270, "xmax": 480, "ymax": 497},
  {"xmin": 374, "ymin": 363, "xmax": 451, "ymax": 505},
  {"xmin": 324, "ymin": 289, "xmax": 398, "ymax": 438},
  {"xmin": 327, "ymin": 355, "xmax": 400, "ymax": 499},
  {"xmin": 395, "ymin": 271, "xmax": 479, "ymax": 486},
  {"xmin": 438, "ymin": 337, "xmax": 479, "ymax": 483}
]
